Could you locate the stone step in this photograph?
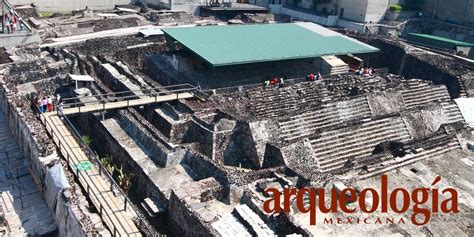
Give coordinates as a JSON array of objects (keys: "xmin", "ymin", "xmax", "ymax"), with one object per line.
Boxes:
[
  {"xmin": 315, "ymin": 132, "xmax": 411, "ymax": 165},
  {"xmin": 279, "ymin": 98, "xmax": 369, "ymax": 127},
  {"xmin": 360, "ymin": 141, "xmax": 460, "ymax": 179},
  {"xmin": 402, "ymin": 90, "xmax": 449, "ymax": 103},
  {"xmin": 311, "ymin": 117, "xmax": 404, "ymax": 146},
  {"xmin": 403, "ymin": 91, "xmax": 450, "ymax": 103},
  {"xmin": 282, "ymin": 110, "xmax": 371, "ymax": 131},
  {"xmin": 281, "ymin": 111, "xmax": 372, "ymax": 141},
  {"xmin": 402, "ymin": 89, "xmax": 449, "ymax": 102},
  {"xmin": 313, "ymin": 124, "xmax": 409, "ymax": 153},
  {"xmin": 318, "ymin": 134, "xmax": 412, "ymax": 171}
]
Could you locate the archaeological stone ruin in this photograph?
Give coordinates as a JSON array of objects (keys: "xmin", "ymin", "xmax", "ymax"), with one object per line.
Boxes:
[{"xmin": 0, "ymin": 1, "xmax": 473, "ymax": 236}]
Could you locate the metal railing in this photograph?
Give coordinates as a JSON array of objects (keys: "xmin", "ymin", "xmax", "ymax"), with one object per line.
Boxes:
[
  {"xmin": 36, "ymin": 106, "xmax": 159, "ymax": 236},
  {"xmin": 61, "ymin": 84, "xmax": 199, "ymax": 111}
]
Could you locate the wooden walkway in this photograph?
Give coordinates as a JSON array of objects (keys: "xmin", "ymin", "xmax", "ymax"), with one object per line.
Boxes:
[
  {"xmin": 62, "ymin": 92, "xmax": 195, "ymax": 115},
  {"xmin": 35, "ymin": 90, "xmax": 198, "ymax": 235},
  {"xmin": 40, "ymin": 113, "xmax": 141, "ymax": 236}
]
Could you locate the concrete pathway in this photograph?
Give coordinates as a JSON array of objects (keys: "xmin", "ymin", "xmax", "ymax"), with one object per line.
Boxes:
[
  {"xmin": 0, "ymin": 110, "xmax": 57, "ymax": 236},
  {"xmin": 40, "ymin": 24, "xmax": 196, "ymax": 48}
]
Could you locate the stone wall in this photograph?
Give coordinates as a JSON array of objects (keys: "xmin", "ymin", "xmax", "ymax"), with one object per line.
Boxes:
[
  {"xmin": 0, "ymin": 33, "xmax": 41, "ymax": 48},
  {"xmin": 400, "ymin": 104, "xmax": 452, "ymax": 140},
  {"xmin": 115, "ymin": 110, "xmax": 187, "ymax": 167},
  {"xmin": 183, "ymin": 117, "xmax": 214, "ymax": 158},
  {"xmin": 182, "ymin": 152, "xmax": 229, "ymax": 190},
  {"xmin": 144, "ymin": 53, "xmax": 321, "ymax": 89},
  {"xmin": 0, "ymin": 85, "xmax": 89, "ymax": 236},
  {"xmin": 167, "ymin": 191, "xmax": 215, "ymax": 236},
  {"xmin": 400, "ymin": 52, "xmax": 468, "ymax": 98},
  {"xmin": 366, "ymin": 90, "xmax": 404, "ymax": 116},
  {"xmin": 359, "ymin": 38, "xmax": 473, "ymax": 98}
]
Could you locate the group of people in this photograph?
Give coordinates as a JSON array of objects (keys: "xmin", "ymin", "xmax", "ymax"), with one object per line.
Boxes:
[
  {"xmin": 307, "ymin": 72, "xmax": 323, "ymax": 81},
  {"xmin": 264, "ymin": 77, "xmax": 286, "ymax": 88},
  {"xmin": 356, "ymin": 67, "xmax": 375, "ymax": 76},
  {"xmin": 3, "ymin": 11, "xmax": 23, "ymax": 34},
  {"xmin": 36, "ymin": 94, "xmax": 62, "ymax": 113}
]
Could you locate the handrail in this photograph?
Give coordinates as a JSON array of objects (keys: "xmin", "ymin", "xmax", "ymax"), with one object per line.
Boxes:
[
  {"xmin": 61, "ymin": 84, "xmax": 198, "ymax": 109},
  {"xmin": 62, "ymin": 83, "xmax": 195, "ymax": 101},
  {"xmin": 36, "ymin": 105, "xmax": 159, "ymax": 236}
]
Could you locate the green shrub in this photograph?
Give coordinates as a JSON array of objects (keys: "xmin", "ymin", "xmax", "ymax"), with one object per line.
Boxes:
[
  {"xmin": 389, "ymin": 4, "xmax": 402, "ymax": 12},
  {"xmin": 81, "ymin": 135, "xmax": 92, "ymax": 146}
]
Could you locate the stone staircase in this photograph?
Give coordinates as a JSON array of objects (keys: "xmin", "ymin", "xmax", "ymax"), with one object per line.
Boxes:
[
  {"xmin": 248, "ymin": 82, "xmax": 328, "ymax": 119},
  {"xmin": 360, "ymin": 134, "xmax": 461, "ymax": 179},
  {"xmin": 402, "ymin": 80, "xmax": 451, "ymax": 109},
  {"xmin": 278, "ymin": 96, "xmax": 371, "ymax": 141},
  {"xmin": 441, "ymin": 101, "xmax": 466, "ymax": 124},
  {"xmin": 321, "ymin": 55, "xmax": 350, "ymax": 75},
  {"xmin": 310, "ymin": 116, "xmax": 411, "ymax": 172}
]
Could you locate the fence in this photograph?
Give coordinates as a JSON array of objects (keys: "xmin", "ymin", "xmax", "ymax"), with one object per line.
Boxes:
[{"xmin": 36, "ymin": 106, "xmax": 160, "ymax": 236}]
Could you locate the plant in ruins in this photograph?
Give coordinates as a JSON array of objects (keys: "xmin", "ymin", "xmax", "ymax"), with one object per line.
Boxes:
[
  {"xmin": 117, "ymin": 165, "xmax": 134, "ymax": 194},
  {"xmin": 389, "ymin": 4, "xmax": 402, "ymax": 12},
  {"xmin": 81, "ymin": 135, "xmax": 92, "ymax": 146},
  {"xmin": 100, "ymin": 155, "xmax": 115, "ymax": 174}
]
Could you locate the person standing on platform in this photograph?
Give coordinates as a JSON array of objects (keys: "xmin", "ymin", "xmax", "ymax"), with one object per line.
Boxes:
[
  {"xmin": 47, "ymin": 97, "xmax": 53, "ymax": 112},
  {"xmin": 42, "ymin": 97, "xmax": 48, "ymax": 113}
]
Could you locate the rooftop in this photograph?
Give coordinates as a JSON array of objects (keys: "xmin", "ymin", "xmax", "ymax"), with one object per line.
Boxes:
[
  {"xmin": 408, "ymin": 33, "xmax": 474, "ymax": 47},
  {"xmin": 162, "ymin": 22, "xmax": 379, "ymax": 66}
]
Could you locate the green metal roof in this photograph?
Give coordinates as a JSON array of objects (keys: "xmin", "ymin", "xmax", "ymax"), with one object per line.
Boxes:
[
  {"xmin": 162, "ymin": 23, "xmax": 379, "ymax": 67},
  {"xmin": 408, "ymin": 33, "xmax": 474, "ymax": 47}
]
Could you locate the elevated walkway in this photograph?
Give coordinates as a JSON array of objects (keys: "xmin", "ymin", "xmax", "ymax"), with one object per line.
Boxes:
[
  {"xmin": 61, "ymin": 84, "xmax": 199, "ymax": 115},
  {"xmin": 40, "ymin": 113, "xmax": 141, "ymax": 236},
  {"xmin": 36, "ymin": 85, "xmax": 201, "ymax": 235}
]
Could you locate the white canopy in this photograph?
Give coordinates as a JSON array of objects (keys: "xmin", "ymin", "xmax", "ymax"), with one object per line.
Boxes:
[
  {"xmin": 68, "ymin": 74, "xmax": 95, "ymax": 82},
  {"xmin": 139, "ymin": 29, "xmax": 164, "ymax": 37},
  {"xmin": 454, "ymin": 98, "xmax": 474, "ymax": 128}
]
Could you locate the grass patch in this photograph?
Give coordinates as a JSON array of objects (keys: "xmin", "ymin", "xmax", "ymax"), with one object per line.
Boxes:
[{"xmin": 40, "ymin": 12, "xmax": 53, "ymax": 18}]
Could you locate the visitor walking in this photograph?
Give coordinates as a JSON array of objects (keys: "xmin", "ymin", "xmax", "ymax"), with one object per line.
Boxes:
[
  {"xmin": 18, "ymin": 17, "xmax": 23, "ymax": 31},
  {"xmin": 58, "ymin": 101, "xmax": 64, "ymax": 114},
  {"xmin": 42, "ymin": 97, "xmax": 48, "ymax": 113},
  {"xmin": 317, "ymin": 72, "xmax": 323, "ymax": 80},
  {"xmin": 37, "ymin": 97, "xmax": 43, "ymax": 113},
  {"xmin": 9, "ymin": 18, "xmax": 14, "ymax": 33},
  {"xmin": 279, "ymin": 77, "xmax": 285, "ymax": 88},
  {"xmin": 47, "ymin": 97, "xmax": 53, "ymax": 112}
]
